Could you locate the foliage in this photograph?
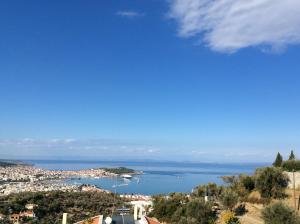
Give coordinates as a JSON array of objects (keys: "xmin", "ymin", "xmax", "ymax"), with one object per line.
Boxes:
[
  {"xmin": 185, "ymin": 198, "xmax": 216, "ymax": 224},
  {"xmin": 150, "ymin": 193, "xmax": 187, "ymax": 223},
  {"xmin": 0, "ymin": 191, "xmax": 126, "ymax": 224},
  {"xmin": 254, "ymin": 167, "xmax": 289, "ymax": 199},
  {"xmin": 221, "ymin": 176, "xmax": 239, "ymax": 188},
  {"xmin": 239, "ymin": 175, "xmax": 255, "ymax": 192},
  {"xmin": 273, "ymin": 152, "xmax": 283, "ymax": 167},
  {"xmin": 221, "ymin": 174, "xmax": 255, "ymax": 199},
  {"xmin": 192, "ymin": 183, "xmax": 223, "ymax": 198},
  {"xmin": 261, "ymin": 202, "xmax": 300, "ymax": 224},
  {"xmin": 150, "ymin": 193, "xmax": 216, "ymax": 224},
  {"xmin": 289, "ymin": 150, "xmax": 296, "ymax": 160},
  {"xmin": 221, "ymin": 211, "xmax": 240, "ymax": 224},
  {"xmin": 234, "ymin": 203, "xmax": 246, "ymax": 216},
  {"xmin": 220, "ymin": 189, "xmax": 239, "ymax": 211},
  {"xmin": 103, "ymin": 167, "xmax": 135, "ymax": 174},
  {"xmin": 282, "ymin": 160, "xmax": 300, "ymax": 171}
]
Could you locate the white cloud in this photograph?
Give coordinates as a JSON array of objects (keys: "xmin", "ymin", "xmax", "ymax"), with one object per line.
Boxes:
[
  {"xmin": 64, "ymin": 138, "xmax": 77, "ymax": 144},
  {"xmin": 116, "ymin": 11, "xmax": 144, "ymax": 18},
  {"xmin": 168, "ymin": 0, "xmax": 300, "ymax": 52},
  {"xmin": 0, "ymin": 138, "xmax": 162, "ymax": 160}
]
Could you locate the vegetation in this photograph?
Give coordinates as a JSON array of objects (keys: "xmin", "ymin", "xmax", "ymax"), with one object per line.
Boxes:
[
  {"xmin": 150, "ymin": 157, "xmax": 292, "ymax": 223},
  {"xmin": 221, "ymin": 211, "xmax": 240, "ymax": 224},
  {"xmin": 273, "ymin": 152, "xmax": 283, "ymax": 167},
  {"xmin": 239, "ymin": 175, "xmax": 255, "ymax": 192},
  {"xmin": 103, "ymin": 167, "xmax": 135, "ymax": 175},
  {"xmin": 262, "ymin": 202, "xmax": 300, "ymax": 224},
  {"xmin": 220, "ymin": 189, "xmax": 239, "ymax": 211},
  {"xmin": 0, "ymin": 152, "xmax": 295, "ymax": 224},
  {"xmin": 272, "ymin": 150, "xmax": 300, "ymax": 171},
  {"xmin": 254, "ymin": 167, "xmax": 289, "ymax": 199},
  {"xmin": 149, "ymin": 193, "xmax": 216, "ymax": 224},
  {"xmin": 0, "ymin": 191, "xmax": 127, "ymax": 224},
  {"xmin": 192, "ymin": 183, "xmax": 223, "ymax": 198},
  {"xmin": 289, "ymin": 150, "xmax": 296, "ymax": 160},
  {"xmin": 282, "ymin": 160, "xmax": 300, "ymax": 171}
]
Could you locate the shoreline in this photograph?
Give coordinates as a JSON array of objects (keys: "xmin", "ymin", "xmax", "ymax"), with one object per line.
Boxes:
[{"xmin": 0, "ymin": 164, "xmax": 141, "ymax": 196}]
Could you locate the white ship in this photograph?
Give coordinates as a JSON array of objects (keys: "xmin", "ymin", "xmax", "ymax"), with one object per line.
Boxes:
[{"xmin": 121, "ymin": 174, "xmax": 133, "ymax": 179}]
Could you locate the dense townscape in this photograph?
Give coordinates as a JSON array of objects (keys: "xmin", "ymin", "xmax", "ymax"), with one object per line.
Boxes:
[{"xmin": 0, "ymin": 163, "xmax": 134, "ymax": 196}]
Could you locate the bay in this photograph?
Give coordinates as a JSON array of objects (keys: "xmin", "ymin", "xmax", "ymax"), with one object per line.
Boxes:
[{"xmin": 29, "ymin": 160, "xmax": 268, "ymax": 195}]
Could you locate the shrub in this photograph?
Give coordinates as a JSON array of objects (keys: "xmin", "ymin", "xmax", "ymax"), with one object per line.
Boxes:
[
  {"xmin": 254, "ymin": 167, "xmax": 289, "ymax": 199},
  {"xmin": 221, "ymin": 176, "xmax": 239, "ymax": 188},
  {"xmin": 221, "ymin": 211, "xmax": 240, "ymax": 224},
  {"xmin": 186, "ymin": 198, "xmax": 216, "ymax": 224},
  {"xmin": 234, "ymin": 203, "xmax": 246, "ymax": 216},
  {"xmin": 282, "ymin": 160, "xmax": 300, "ymax": 171},
  {"xmin": 220, "ymin": 189, "xmax": 239, "ymax": 211},
  {"xmin": 192, "ymin": 183, "xmax": 223, "ymax": 198},
  {"xmin": 239, "ymin": 175, "xmax": 255, "ymax": 192},
  {"xmin": 0, "ymin": 191, "xmax": 126, "ymax": 223},
  {"xmin": 150, "ymin": 194, "xmax": 183, "ymax": 222},
  {"xmin": 262, "ymin": 202, "xmax": 300, "ymax": 224}
]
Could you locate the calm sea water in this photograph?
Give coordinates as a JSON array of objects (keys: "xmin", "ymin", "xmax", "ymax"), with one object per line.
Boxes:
[{"xmin": 30, "ymin": 160, "xmax": 268, "ymax": 195}]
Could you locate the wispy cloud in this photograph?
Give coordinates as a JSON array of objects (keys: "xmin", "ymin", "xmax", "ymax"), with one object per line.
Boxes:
[
  {"xmin": 116, "ymin": 11, "xmax": 144, "ymax": 18},
  {"xmin": 168, "ymin": 0, "xmax": 300, "ymax": 53},
  {"xmin": 0, "ymin": 138, "xmax": 160, "ymax": 160}
]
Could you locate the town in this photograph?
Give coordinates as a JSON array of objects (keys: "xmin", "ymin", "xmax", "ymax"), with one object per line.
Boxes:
[{"xmin": 0, "ymin": 164, "xmax": 128, "ymax": 196}]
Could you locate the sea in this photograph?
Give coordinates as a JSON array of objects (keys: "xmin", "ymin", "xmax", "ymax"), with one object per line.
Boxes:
[{"xmin": 30, "ymin": 160, "xmax": 268, "ymax": 195}]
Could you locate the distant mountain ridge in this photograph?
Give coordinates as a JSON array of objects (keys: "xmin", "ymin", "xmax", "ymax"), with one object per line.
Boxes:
[{"xmin": 0, "ymin": 159, "xmax": 31, "ymax": 167}]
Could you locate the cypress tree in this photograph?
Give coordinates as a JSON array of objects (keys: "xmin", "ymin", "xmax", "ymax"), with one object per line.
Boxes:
[
  {"xmin": 273, "ymin": 152, "xmax": 283, "ymax": 167},
  {"xmin": 289, "ymin": 150, "xmax": 296, "ymax": 160}
]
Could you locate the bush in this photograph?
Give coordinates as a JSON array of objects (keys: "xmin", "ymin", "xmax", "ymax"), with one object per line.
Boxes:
[
  {"xmin": 240, "ymin": 175, "xmax": 255, "ymax": 192},
  {"xmin": 186, "ymin": 198, "xmax": 216, "ymax": 224},
  {"xmin": 282, "ymin": 160, "xmax": 300, "ymax": 171},
  {"xmin": 150, "ymin": 193, "xmax": 189, "ymax": 223},
  {"xmin": 192, "ymin": 183, "xmax": 223, "ymax": 198},
  {"xmin": 234, "ymin": 203, "xmax": 246, "ymax": 216},
  {"xmin": 221, "ymin": 211, "xmax": 241, "ymax": 224},
  {"xmin": 254, "ymin": 167, "xmax": 289, "ymax": 199},
  {"xmin": 220, "ymin": 189, "xmax": 239, "ymax": 211},
  {"xmin": 262, "ymin": 202, "xmax": 300, "ymax": 224},
  {"xmin": 162, "ymin": 197, "xmax": 216, "ymax": 224}
]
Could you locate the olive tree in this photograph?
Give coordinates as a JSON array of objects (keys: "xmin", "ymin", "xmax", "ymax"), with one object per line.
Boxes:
[
  {"xmin": 262, "ymin": 202, "xmax": 300, "ymax": 224},
  {"xmin": 220, "ymin": 189, "xmax": 239, "ymax": 211},
  {"xmin": 254, "ymin": 167, "xmax": 289, "ymax": 199}
]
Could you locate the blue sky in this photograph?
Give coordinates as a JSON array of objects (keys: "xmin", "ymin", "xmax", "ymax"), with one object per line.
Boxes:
[{"xmin": 1, "ymin": 0, "xmax": 300, "ymax": 162}]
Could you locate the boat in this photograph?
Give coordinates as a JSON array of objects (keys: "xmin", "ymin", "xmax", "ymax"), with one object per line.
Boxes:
[{"xmin": 121, "ymin": 174, "xmax": 133, "ymax": 179}]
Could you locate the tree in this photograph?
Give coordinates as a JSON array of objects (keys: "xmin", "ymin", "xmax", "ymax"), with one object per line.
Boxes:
[
  {"xmin": 254, "ymin": 167, "xmax": 289, "ymax": 199},
  {"xmin": 239, "ymin": 175, "xmax": 255, "ymax": 192},
  {"xmin": 186, "ymin": 198, "xmax": 216, "ymax": 224},
  {"xmin": 0, "ymin": 191, "xmax": 126, "ymax": 223},
  {"xmin": 289, "ymin": 150, "xmax": 296, "ymax": 160},
  {"xmin": 192, "ymin": 183, "xmax": 223, "ymax": 198},
  {"xmin": 220, "ymin": 189, "xmax": 239, "ymax": 211},
  {"xmin": 273, "ymin": 152, "xmax": 283, "ymax": 167},
  {"xmin": 221, "ymin": 176, "xmax": 239, "ymax": 188},
  {"xmin": 282, "ymin": 160, "xmax": 300, "ymax": 171},
  {"xmin": 262, "ymin": 202, "xmax": 300, "ymax": 224},
  {"xmin": 150, "ymin": 194, "xmax": 186, "ymax": 223}
]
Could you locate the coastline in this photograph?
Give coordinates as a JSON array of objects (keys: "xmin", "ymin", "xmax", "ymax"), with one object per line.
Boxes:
[{"xmin": 0, "ymin": 163, "xmax": 141, "ymax": 196}]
